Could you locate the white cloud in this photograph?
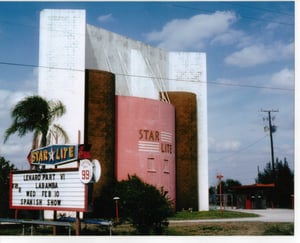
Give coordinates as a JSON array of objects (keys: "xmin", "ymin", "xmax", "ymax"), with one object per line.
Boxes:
[
  {"xmin": 209, "ymin": 137, "xmax": 241, "ymax": 153},
  {"xmin": 98, "ymin": 13, "xmax": 114, "ymax": 23},
  {"xmin": 0, "ymin": 142, "xmax": 29, "ymax": 156},
  {"xmin": 224, "ymin": 44, "xmax": 272, "ymax": 67},
  {"xmin": 145, "ymin": 11, "xmax": 237, "ymax": 50},
  {"xmin": 0, "ymin": 90, "xmax": 35, "ymax": 168},
  {"xmin": 224, "ymin": 42, "xmax": 294, "ymax": 67},
  {"xmin": 0, "ymin": 90, "xmax": 34, "ymax": 142},
  {"xmin": 0, "ymin": 138, "xmax": 32, "ymax": 169},
  {"xmin": 270, "ymin": 68, "xmax": 294, "ymax": 89},
  {"xmin": 210, "ymin": 29, "xmax": 250, "ymax": 47},
  {"xmin": 0, "ymin": 90, "xmax": 33, "ymax": 119},
  {"xmin": 279, "ymin": 42, "xmax": 294, "ymax": 58}
]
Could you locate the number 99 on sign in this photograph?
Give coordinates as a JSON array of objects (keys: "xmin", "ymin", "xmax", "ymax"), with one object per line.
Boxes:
[
  {"xmin": 81, "ymin": 169, "xmax": 90, "ymax": 180},
  {"xmin": 79, "ymin": 159, "xmax": 93, "ymax": 184}
]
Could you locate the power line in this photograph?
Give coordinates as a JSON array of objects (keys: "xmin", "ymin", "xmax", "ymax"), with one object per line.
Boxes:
[
  {"xmin": 0, "ymin": 61, "xmax": 83, "ymax": 72},
  {"xmin": 211, "ymin": 134, "xmax": 268, "ymax": 163},
  {"xmin": 207, "ymin": 80, "xmax": 293, "ymax": 92},
  {"xmin": 229, "ymin": 2, "xmax": 294, "ymax": 17},
  {"xmin": 0, "ymin": 61, "xmax": 294, "ymax": 92}
]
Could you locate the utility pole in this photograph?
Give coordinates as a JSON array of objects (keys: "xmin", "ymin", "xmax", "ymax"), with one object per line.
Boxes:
[{"xmin": 261, "ymin": 109, "xmax": 278, "ymax": 184}]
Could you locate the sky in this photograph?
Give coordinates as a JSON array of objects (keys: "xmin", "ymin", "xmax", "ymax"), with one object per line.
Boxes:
[{"xmin": 0, "ymin": 1, "xmax": 296, "ymax": 187}]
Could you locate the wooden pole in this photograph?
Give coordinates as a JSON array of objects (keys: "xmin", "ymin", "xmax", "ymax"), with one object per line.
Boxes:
[
  {"xmin": 217, "ymin": 174, "xmax": 223, "ymax": 215},
  {"xmin": 75, "ymin": 212, "xmax": 80, "ymax": 235},
  {"xmin": 75, "ymin": 130, "xmax": 81, "ymax": 235}
]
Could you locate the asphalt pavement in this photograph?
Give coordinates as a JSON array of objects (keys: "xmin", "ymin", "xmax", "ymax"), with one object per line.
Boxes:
[{"xmin": 169, "ymin": 208, "xmax": 294, "ymax": 223}]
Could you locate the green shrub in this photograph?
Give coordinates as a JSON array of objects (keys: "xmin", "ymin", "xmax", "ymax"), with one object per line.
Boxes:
[{"xmin": 114, "ymin": 175, "xmax": 174, "ymax": 234}]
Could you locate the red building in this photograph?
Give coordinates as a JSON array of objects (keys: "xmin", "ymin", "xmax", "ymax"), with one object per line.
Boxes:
[{"xmin": 232, "ymin": 183, "xmax": 275, "ymax": 209}]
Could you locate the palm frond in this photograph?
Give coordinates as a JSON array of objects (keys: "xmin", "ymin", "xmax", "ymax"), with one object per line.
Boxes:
[
  {"xmin": 3, "ymin": 125, "xmax": 18, "ymax": 143},
  {"xmin": 48, "ymin": 100, "xmax": 66, "ymax": 121},
  {"xmin": 4, "ymin": 95, "xmax": 68, "ymax": 147},
  {"xmin": 47, "ymin": 124, "xmax": 69, "ymax": 144}
]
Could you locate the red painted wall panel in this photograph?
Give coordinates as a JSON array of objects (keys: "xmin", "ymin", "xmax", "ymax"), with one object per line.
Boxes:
[{"xmin": 115, "ymin": 96, "xmax": 176, "ymax": 205}]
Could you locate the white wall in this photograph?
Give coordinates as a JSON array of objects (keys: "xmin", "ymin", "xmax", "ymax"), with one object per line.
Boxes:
[
  {"xmin": 85, "ymin": 25, "xmax": 169, "ymax": 99},
  {"xmin": 38, "ymin": 9, "xmax": 86, "ymax": 145},
  {"xmin": 168, "ymin": 52, "xmax": 209, "ymax": 211}
]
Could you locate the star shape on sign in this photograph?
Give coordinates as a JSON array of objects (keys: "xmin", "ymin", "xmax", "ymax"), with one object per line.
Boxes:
[{"xmin": 48, "ymin": 148, "xmax": 55, "ymax": 161}]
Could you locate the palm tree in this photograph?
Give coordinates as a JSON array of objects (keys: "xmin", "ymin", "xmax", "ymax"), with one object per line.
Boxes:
[{"xmin": 4, "ymin": 95, "xmax": 68, "ymax": 148}]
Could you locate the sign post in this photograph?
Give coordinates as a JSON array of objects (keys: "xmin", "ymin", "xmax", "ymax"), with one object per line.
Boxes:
[
  {"xmin": 113, "ymin": 197, "xmax": 120, "ymax": 224},
  {"xmin": 217, "ymin": 174, "xmax": 223, "ymax": 215}
]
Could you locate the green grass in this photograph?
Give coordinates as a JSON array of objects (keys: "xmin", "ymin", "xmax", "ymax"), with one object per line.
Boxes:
[
  {"xmin": 169, "ymin": 210, "xmax": 259, "ymax": 220},
  {"xmin": 0, "ymin": 220, "xmax": 293, "ymax": 236},
  {"xmin": 165, "ymin": 222, "xmax": 294, "ymax": 236},
  {"xmin": 263, "ymin": 224, "xmax": 294, "ymax": 235}
]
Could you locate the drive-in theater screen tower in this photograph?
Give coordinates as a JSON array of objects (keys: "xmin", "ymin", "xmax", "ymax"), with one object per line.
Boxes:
[{"xmin": 38, "ymin": 9, "xmax": 208, "ymax": 212}]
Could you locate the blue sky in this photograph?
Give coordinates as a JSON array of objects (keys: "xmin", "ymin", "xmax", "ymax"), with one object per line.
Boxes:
[{"xmin": 0, "ymin": 1, "xmax": 295, "ymax": 187}]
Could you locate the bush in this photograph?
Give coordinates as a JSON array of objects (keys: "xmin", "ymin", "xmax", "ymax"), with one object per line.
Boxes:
[{"xmin": 114, "ymin": 175, "xmax": 174, "ymax": 234}]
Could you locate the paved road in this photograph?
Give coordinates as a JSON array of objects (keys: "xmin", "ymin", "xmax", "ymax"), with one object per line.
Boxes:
[{"xmin": 169, "ymin": 209, "xmax": 294, "ymax": 223}]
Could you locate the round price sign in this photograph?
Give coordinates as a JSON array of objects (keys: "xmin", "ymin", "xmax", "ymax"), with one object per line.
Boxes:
[{"xmin": 79, "ymin": 159, "xmax": 93, "ymax": 184}]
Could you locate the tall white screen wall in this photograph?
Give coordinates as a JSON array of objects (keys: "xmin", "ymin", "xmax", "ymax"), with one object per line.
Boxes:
[
  {"xmin": 168, "ymin": 52, "xmax": 209, "ymax": 211},
  {"xmin": 38, "ymin": 9, "xmax": 86, "ymax": 144},
  {"xmin": 85, "ymin": 25, "xmax": 168, "ymax": 99}
]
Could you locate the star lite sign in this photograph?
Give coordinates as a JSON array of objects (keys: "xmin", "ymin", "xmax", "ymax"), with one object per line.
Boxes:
[{"xmin": 28, "ymin": 144, "xmax": 91, "ymax": 166}]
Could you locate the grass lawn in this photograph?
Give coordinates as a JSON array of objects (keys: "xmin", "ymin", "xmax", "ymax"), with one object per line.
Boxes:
[
  {"xmin": 0, "ymin": 210, "xmax": 293, "ymax": 236},
  {"xmin": 169, "ymin": 209, "xmax": 259, "ymax": 220},
  {"xmin": 166, "ymin": 222, "xmax": 294, "ymax": 235}
]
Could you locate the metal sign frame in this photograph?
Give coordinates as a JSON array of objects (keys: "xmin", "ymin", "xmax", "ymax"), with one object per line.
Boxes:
[
  {"xmin": 28, "ymin": 144, "xmax": 91, "ymax": 166},
  {"xmin": 10, "ymin": 168, "xmax": 89, "ymax": 212}
]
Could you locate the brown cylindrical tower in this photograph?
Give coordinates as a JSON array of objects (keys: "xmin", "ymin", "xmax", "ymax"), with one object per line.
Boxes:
[
  {"xmin": 85, "ymin": 69, "xmax": 115, "ymax": 198},
  {"xmin": 166, "ymin": 92, "xmax": 198, "ymax": 211}
]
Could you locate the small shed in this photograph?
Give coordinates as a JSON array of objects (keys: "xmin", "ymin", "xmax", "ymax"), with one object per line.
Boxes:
[{"xmin": 232, "ymin": 183, "xmax": 275, "ymax": 209}]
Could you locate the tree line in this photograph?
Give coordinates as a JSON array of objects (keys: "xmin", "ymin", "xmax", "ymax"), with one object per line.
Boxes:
[{"xmin": 256, "ymin": 157, "xmax": 294, "ymax": 208}]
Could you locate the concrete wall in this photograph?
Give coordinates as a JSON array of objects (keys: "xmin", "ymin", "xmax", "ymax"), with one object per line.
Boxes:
[
  {"xmin": 38, "ymin": 9, "xmax": 86, "ymax": 144},
  {"xmin": 86, "ymin": 25, "xmax": 169, "ymax": 100},
  {"xmin": 115, "ymin": 96, "xmax": 176, "ymax": 204}
]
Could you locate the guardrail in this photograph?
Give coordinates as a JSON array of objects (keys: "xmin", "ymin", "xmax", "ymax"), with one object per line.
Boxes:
[
  {"xmin": 0, "ymin": 217, "xmax": 113, "ymax": 235},
  {"xmin": 0, "ymin": 218, "xmax": 72, "ymax": 235},
  {"xmin": 59, "ymin": 216, "xmax": 113, "ymax": 235}
]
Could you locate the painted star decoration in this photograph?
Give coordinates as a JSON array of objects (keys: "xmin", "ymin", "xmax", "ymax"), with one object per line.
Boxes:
[{"xmin": 48, "ymin": 148, "xmax": 55, "ymax": 161}]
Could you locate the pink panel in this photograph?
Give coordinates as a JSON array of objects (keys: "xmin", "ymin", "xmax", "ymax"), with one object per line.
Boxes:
[{"xmin": 115, "ymin": 96, "xmax": 176, "ymax": 205}]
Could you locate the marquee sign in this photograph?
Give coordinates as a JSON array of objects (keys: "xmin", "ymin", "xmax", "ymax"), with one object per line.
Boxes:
[
  {"xmin": 10, "ymin": 168, "xmax": 89, "ymax": 212},
  {"xmin": 28, "ymin": 144, "xmax": 91, "ymax": 166}
]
